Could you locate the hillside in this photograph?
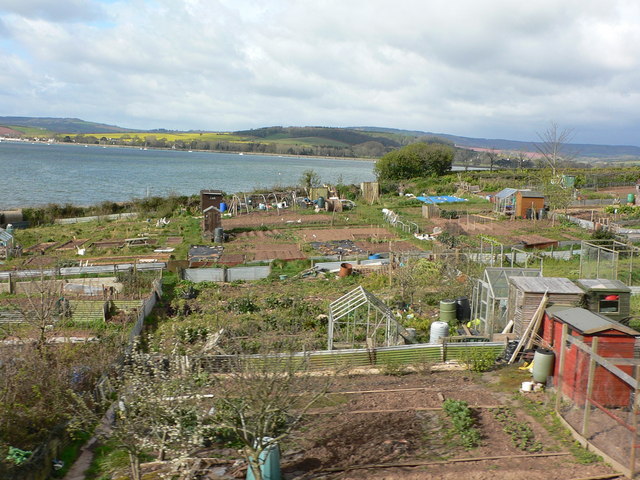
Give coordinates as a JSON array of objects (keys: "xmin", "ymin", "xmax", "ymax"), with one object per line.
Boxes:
[
  {"xmin": 233, "ymin": 126, "xmax": 405, "ymax": 147},
  {"xmin": 0, "ymin": 116, "xmax": 133, "ymax": 134},
  {"xmin": 353, "ymin": 126, "xmax": 640, "ymax": 160},
  {"xmin": 3, "ymin": 116, "xmax": 640, "ymax": 161}
]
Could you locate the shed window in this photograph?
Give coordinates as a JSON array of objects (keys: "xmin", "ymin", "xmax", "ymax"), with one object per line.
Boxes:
[{"xmin": 598, "ymin": 294, "xmax": 620, "ymax": 314}]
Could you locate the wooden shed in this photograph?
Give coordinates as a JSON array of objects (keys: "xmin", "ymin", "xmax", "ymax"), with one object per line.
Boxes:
[
  {"xmin": 515, "ymin": 191, "xmax": 545, "ymax": 218},
  {"xmin": 507, "ymin": 277, "xmax": 583, "ymax": 337},
  {"xmin": 541, "ymin": 307, "xmax": 639, "ymax": 407},
  {"xmin": 575, "ymin": 278, "xmax": 631, "ymax": 323},
  {"xmin": 200, "ymin": 190, "xmax": 223, "ymax": 238}
]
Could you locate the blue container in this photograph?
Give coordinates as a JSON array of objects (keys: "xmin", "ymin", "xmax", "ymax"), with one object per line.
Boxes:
[
  {"xmin": 246, "ymin": 443, "xmax": 281, "ymax": 480},
  {"xmin": 219, "ymin": 202, "xmax": 227, "ymax": 212},
  {"xmin": 368, "ymin": 253, "xmax": 381, "ymax": 260}
]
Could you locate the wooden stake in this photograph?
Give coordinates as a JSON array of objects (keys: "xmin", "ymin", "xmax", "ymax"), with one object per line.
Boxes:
[
  {"xmin": 582, "ymin": 337, "xmax": 598, "ymax": 438},
  {"xmin": 630, "ymin": 366, "xmax": 640, "ymax": 478},
  {"xmin": 319, "ymin": 452, "xmax": 571, "ymax": 473},
  {"xmin": 555, "ymin": 324, "xmax": 568, "ymax": 412}
]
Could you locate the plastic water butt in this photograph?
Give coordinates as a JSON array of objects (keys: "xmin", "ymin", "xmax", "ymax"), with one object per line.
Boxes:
[
  {"xmin": 214, "ymin": 227, "xmax": 224, "ymax": 243},
  {"xmin": 429, "ymin": 321, "xmax": 450, "ymax": 344},
  {"xmin": 439, "ymin": 299, "xmax": 457, "ymax": 323},
  {"xmin": 455, "ymin": 297, "xmax": 471, "ymax": 322},
  {"xmin": 532, "ymin": 349, "xmax": 555, "ymax": 384},
  {"xmin": 246, "ymin": 442, "xmax": 281, "ymax": 480},
  {"xmin": 219, "ymin": 201, "xmax": 227, "ymax": 212}
]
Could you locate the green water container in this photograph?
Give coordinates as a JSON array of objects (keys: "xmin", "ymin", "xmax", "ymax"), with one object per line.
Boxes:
[
  {"xmin": 532, "ymin": 349, "xmax": 555, "ymax": 384},
  {"xmin": 439, "ymin": 299, "xmax": 457, "ymax": 323},
  {"xmin": 246, "ymin": 442, "xmax": 281, "ymax": 480},
  {"xmin": 627, "ymin": 193, "xmax": 635, "ymax": 204}
]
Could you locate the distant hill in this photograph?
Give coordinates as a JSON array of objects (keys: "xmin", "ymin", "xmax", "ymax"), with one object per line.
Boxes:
[
  {"xmin": 0, "ymin": 116, "xmax": 133, "ymax": 134},
  {"xmin": 233, "ymin": 126, "xmax": 406, "ymax": 148},
  {"xmin": 352, "ymin": 126, "xmax": 640, "ymax": 160},
  {"xmin": 3, "ymin": 117, "xmax": 640, "ymax": 161}
]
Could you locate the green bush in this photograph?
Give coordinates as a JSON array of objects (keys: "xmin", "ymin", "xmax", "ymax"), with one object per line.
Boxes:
[{"xmin": 458, "ymin": 348, "xmax": 498, "ymax": 372}]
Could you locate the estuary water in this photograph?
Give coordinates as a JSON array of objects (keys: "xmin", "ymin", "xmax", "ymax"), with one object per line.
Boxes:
[{"xmin": 0, "ymin": 141, "xmax": 376, "ymax": 208}]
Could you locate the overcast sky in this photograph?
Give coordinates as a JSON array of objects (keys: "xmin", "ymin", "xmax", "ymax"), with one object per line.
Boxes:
[{"xmin": 1, "ymin": 0, "xmax": 639, "ymax": 145}]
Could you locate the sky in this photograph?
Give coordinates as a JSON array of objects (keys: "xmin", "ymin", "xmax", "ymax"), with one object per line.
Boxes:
[{"xmin": 1, "ymin": 0, "xmax": 640, "ymax": 146}]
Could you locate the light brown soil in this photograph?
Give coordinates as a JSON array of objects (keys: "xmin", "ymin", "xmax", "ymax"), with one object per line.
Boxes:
[
  {"xmin": 277, "ymin": 372, "xmax": 621, "ymax": 480},
  {"xmin": 222, "ymin": 212, "xmax": 332, "ymax": 228}
]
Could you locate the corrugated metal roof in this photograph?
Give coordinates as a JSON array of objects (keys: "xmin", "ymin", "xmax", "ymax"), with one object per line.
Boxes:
[
  {"xmin": 576, "ymin": 278, "xmax": 631, "ymax": 293},
  {"xmin": 553, "ymin": 307, "xmax": 638, "ymax": 336},
  {"xmin": 509, "ymin": 276, "xmax": 583, "ymax": 294},
  {"xmin": 495, "ymin": 188, "xmax": 518, "ymax": 199}
]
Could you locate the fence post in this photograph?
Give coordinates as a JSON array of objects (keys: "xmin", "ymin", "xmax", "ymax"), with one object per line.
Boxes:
[
  {"xmin": 581, "ymin": 337, "xmax": 598, "ymax": 437},
  {"xmin": 555, "ymin": 324, "xmax": 568, "ymax": 412},
  {"xmin": 630, "ymin": 368, "xmax": 640, "ymax": 478}
]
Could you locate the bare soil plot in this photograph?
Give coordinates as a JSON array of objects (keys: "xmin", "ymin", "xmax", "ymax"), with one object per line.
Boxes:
[
  {"xmin": 430, "ymin": 218, "xmax": 570, "ymax": 245},
  {"xmin": 253, "ymin": 244, "xmax": 305, "ymax": 261},
  {"xmin": 299, "ymin": 227, "xmax": 394, "ymax": 242},
  {"xmin": 355, "ymin": 240, "xmax": 419, "ymax": 253},
  {"xmin": 23, "ymin": 255, "xmax": 57, "ymax": 267},
  {"xmin": 166, "ymin": 236, "xmax": 183, "ymax": 245},
  {"xmin": 278, "ymin": 372, "xmax": 620, "ymax": 480},
  {"xmin": 222, "ymin": 212, "xmax": 332, "ymax": 229},
  {"xmin": 90, "ymin": 239, "xmax": 126, "ymax": 249},
  {"xmin": 217, "ymin": 253, "xmax": 246, "ymax": 266},
  {"xmin": 55, "ymin": 238, "xmax": 89, "ymax": 251},
  {"xmin": 24, "ymin": 241, "xmax": 58, "ymax": 254}
]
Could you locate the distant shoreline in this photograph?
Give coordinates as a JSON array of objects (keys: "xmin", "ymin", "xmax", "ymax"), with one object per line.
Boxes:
[{"xmin": 0, "ymin": 137, "xmax": 378, "ymax": 163}]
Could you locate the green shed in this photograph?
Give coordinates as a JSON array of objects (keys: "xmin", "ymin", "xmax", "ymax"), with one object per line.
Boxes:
[{"xmin": 576, "ymin": 278, "xmax": 631, "ymax": 322}]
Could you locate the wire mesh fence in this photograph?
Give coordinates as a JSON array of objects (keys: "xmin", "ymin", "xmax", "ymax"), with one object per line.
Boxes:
[{"xmin": 555, "ymin": 327, "xmax": 640, "ymax": 477}]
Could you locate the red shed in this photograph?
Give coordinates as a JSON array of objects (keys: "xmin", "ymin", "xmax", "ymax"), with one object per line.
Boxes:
[{"xmin": 542, "ymin": 307, "xmax": 639, "ymax": 407}]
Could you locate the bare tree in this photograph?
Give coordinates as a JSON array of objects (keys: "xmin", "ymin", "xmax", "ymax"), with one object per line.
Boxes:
[
  {"xmin": 69, "ymin": 347, "xmax": 208, "ymax": 480},
  {"xmin": 0, "ymin": 271, "xmax": 71, "ymax": 355},
  {"xmin": 208, "ymin": 355, "xmax": 332, "ymax": 480},
  {"xmin": 484, "ymin": 147, "xmax": 499, "ymax": 172},
  {"xmin": 535, "ymin": 122, "xmax": 575, "ymax": 176}
]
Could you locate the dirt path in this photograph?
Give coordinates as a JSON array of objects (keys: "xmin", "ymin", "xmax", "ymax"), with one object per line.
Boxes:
[{"xmin": 62, "ymin": 407, "xmax": 114, "ymax": 480}]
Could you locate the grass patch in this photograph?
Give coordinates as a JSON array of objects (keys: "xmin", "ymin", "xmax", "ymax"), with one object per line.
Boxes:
[
  {"xmin": 50, "ymin": 431, "xmax": 92, "ymax": 478},
  {"xmin": 518, "ymin": 395, "xmax": 601, "ymax": 465}
]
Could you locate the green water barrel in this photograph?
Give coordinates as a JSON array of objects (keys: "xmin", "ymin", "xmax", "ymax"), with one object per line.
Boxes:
[
  {"xmin": 532, "ymin": 349, "xmax": 555, "ymax": 384},
  {"xmin": 439, "ymin": 299, "xmax": 457, "ymax": 323},
  {"xmin": 627, "ymin": 193, "xmax": 635, "ymax": 204},
  {"xmin": 246, "ymin": 442, "xmax": 281, "ymax": 480}
]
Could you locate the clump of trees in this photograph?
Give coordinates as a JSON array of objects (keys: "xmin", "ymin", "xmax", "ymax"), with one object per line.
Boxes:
[{"xmin": 374, "ymin": 142, "xmax": 453, "ymax": 181}]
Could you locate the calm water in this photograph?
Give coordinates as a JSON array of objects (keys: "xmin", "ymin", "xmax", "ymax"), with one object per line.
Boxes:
[{"xmin": 0, "ymin": 141, "xmax": 376, "ymax": 208}]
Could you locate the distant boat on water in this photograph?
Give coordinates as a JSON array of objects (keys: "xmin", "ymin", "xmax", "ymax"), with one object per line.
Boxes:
[{"xmin": 238, "ymin": 152, "xmax": 244, "ymax": 155}]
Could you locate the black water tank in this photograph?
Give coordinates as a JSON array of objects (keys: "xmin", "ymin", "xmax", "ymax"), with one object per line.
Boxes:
[{"xmin": 455, "ymin": 297, "xmax": 471, "ymax": 322}]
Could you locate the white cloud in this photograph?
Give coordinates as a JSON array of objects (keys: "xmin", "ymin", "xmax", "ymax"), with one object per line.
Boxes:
[{"xmin": 1, "ymin": 0, "xmax": 640, "ymax": 144}]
